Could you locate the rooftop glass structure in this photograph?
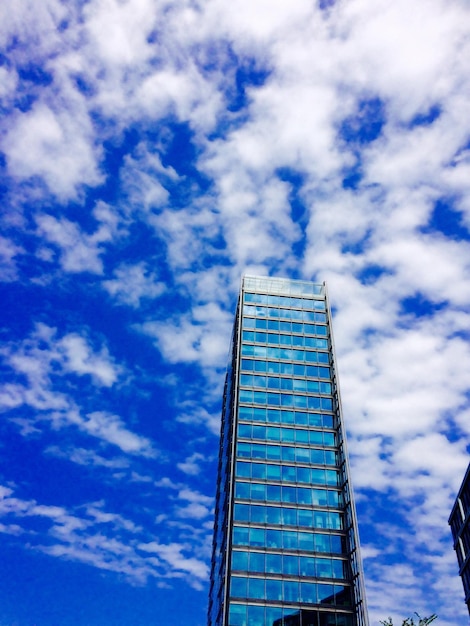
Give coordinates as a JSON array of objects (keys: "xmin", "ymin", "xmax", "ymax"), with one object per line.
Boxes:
[
  {"xmin": 449, "ymin": 462, "xmax": 470, "ymax": 614},
  {"xmin": 208, "ymin": 276, "xmax": 369, "ymax": 626}
]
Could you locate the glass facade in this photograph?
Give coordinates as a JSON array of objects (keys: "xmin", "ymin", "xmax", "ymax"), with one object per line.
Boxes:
[
  {"xmin": 208, "ymin": 276, "xmax": 369, "ymax": 626},
  {"xmin": 449, "ymin": 463, "xmax": 470, "ymax": 614}
]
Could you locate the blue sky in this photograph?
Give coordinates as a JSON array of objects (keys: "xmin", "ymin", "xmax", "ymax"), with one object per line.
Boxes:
[{"xmin": 1, "ymin": 0, "xmax": 470, "ymax": 624}]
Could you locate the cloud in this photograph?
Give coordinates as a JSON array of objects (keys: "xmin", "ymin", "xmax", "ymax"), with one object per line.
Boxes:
[{"xmin": 103, "ymin": 262, "xmax": 166, "ymax": 307}]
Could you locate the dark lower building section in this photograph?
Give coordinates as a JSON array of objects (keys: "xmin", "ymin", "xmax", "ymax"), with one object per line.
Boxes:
[{"xmin": 449, "ymin": 462, "xmax": 470, "ymax": 614}]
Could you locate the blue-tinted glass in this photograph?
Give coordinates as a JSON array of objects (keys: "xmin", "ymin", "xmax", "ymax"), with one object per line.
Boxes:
[
  {"xmin": 251, "ymin": 483, "xmax": 266, "ymax": 500},
  {"xmin": 311, "ymin": 468, "xmax": 325, "ymax": 484},
  {"xmin": 330, "ymin": 535, "xmax": 343, "ymax": 553},
  {"xmin": 253, "ymin": 407, "xmax": 266, "ymax": 421},
  {"xmin": 281, "ymin": 446, "xmax": 295, "ymax": 462},
  {"xmin": 324, "ymin": 451, "xmax": 336, "ymax": 465},
  {"xmin": 267, "ymin": 392, "xmax": 280, "ymax": 406},
  {"xmin": 232, "ymin": 551, "xmax": 249, "ymax": 571},
  {"xmin": 237, "ymin": 442, "xmax": 251, "ymax": 458},
  {"xmin": 318, "ymin": 583, "xmax": 335, "ymax": 604},
  {"xmin": 324, "ymin": 432, "xmax": 335, "ymax": 446},
  {"xmin": 335, "ymin": 584, "xmax": 352, "ymax": 606},
  {"xmin": 297, "ymin": 467, "xmax": 311, "ymax": 483},
  {"xmin": 266, "ymin": 529, "xmax": 282, "ymax": 548},
  {"xmin": 300, "ymin": 555, "xmax": 316, "ymax": 576},
  {"xmin": 236, "ymin": 461, "xmax": 251, "ymax": 478},
  {"xmin": 250, "ymin": 528, "xmax": 264, "ymax": 547},
  {"xmin": 282, "ymin": 507, "xmax": 298, "ymax": 526},
  {"xmin": 301, "ymin": 582, "xmax": 317, "ymax": 603},
  {"xmin": 267, "ymin": 484, "xmax": 281, "ymax": 502},
  {"xmin": 252, "ymin": 425, "xmax": 265, "ymax": 439},
  {"xmin": 297, "ymin": 508, "xmax": 312, "ymax": 527},
  {"xmin": 312, "ymin": 489, "xmax": 328, "ymax": 506},
  {"xmin": 266, "ymin": 444, "xmax": 280, "ymax": 460},
  {"xmin": 297, "ymin": 487, "xmax": 312, "ymax": 505},
  {"xmin": 248, "ymin": 578, "xmax": 265, "ymax": 609},
  {"xmin": 295, "ymin": 447, "xmax": 310, "ymax": 462},
  {"xmin": 267, "ymin": 408, "xmax": 280, "ymax": 423},
  {"xmin": 282, "ymin": 486, "xmax": 296, "ymax": 503},
  {"xmin": 249, "ymin": 552, "xmax": 265, "ymax": 573},
  {"xmin": 280, "ymin": 377, "xmax": 293, "ymax": 390},
  {"xmin": 251, "ymin": 463, "xmax": 266, "ymax": 480},
  {"xmin": 283, "ymin": 530, "xmax": 298, "ymax": 550},
  {"xmin": 234, "ymin": 504, "xmax": 250, "ymax": 522},
  {"xmin": 239, "ymin": 389, "xmax": 253, "ymax": 403},
  {"xmin": 309, "ymin": 431, "xmax": 323, "ymax": 444},
  {"xmin": 331, "ymin": 559, "xmax": 346, "ymax": 579},
  {"xmin": 265, "ymin": 553, "xmax": 282, "ymax": 573},
  {"xmin": 316, "ymin": 558, "xmax": 332, "ymax": 578},
  {"xmin": 266, "ymin": 506, "xmax": 282, "ymax": 525},
  {"xmin": 267, "ymin": 377, "xmax": 279, "ymax": 390},
  {"xmin": 266, "ymin": 464, "xmax": 281, "ymax": 481},
  {"xmin": 228, "ymin": 603, "xmax": 247, "ymax": 626},
  {"xmin": 280, "ymin": 362, "xmax": 294, "ymax": 375},
  {"xmin": 281, "ymin": 428, "xmax": 295, "ymax": 444},
  {"xmin": 235, "ymin": 482, "xmax": 250, "ymax": 499},
  {"xmin": 308, "ymin": 413, "xmax": 322, "ymax": 426},
  {"xmin": 252, "ymin": 443, "xmax": 266, "ymax": 459},
  {"xmin": 250, "ymin": 504, "xmax": 265, "ymax": 524},
  {"xmin": 231, "ymin": 576, "xmax": 247, "ymax": 597},
  {"xmin": 283, "ymin": 580, "xmax": 300, "ymax": 602},
  {"xmin": 247, "ymin": 605, "xmax": 265, "ymax": 625},
  {"xmin": 295, "ymin": 429, "xmax": 309, "ymax": 444},
  {"xmin": 294, "ymin": 395, "xmax": 308, "ymax": 409},
  {"xmin": 266, "ymin": 578, "xmax": 283, "ymax": 601},
  {"xmin": 310, "ymin": 449, "xmax": 324, "ymax": 464},
  {"xmin": 255, "ymin": 318, "xmax": 267, "ymax": 330},
  {"xmin": 308, "ymin": 396, "xmax": 321, "ymax": 409},
  {"xmin": 266, "ymin": 426, "xmax": 280, "ymax": 441},
  {"xmin": 283, "ymin": 554, "xmax": 298, "ymax": 574},
  {"xmin": 315, "ymin": 534, "xmax": 330, "ymax": 553},
  {"xmin": 282, "ymin": 465, "xmax": 296, "ymax": 482},
  {"xmin": 281, "ymin": 394, "xmax": 293, "ymax": 407},
  {"xmin": 254, "ymin": 361, "xmax": 267, "ymax": 373},
  {"xmin": 298, "ymin": 531, "xmax": 314, "ymax": 551},
  {"xmin": 267, "ymin": 320, "xmax": 279, "ymax": 330}
]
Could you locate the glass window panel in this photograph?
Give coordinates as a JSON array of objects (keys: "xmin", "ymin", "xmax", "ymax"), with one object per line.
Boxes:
[
  {"xmin": 324, "ymin": 451, "xmax": 337, "ymax": 465},
  {"xmin": 267, "ymin": 361, "xmax": 280, "ymax": 374},
  {"xmin": 232, "ymin": 551, "xmax": 249, "ymax": 571},
  {"xmin": 282, "ymin": 446, "xmax": 296, "ymax": 462},
  {"xmin": 255, "ymin": 332, "xmax": 267, "ymax": 343},
  {"xmin": 301, "ymin": 582, "xmax": 318, "ymax": 604},
  {"xmin": 283, "ymin": 554, "xmax": 299, "ymax": 575},
  {"xmin": 297, "ymin": 508, "xmax": 312, "ymax": 527},
  {"xmin": 312, "ymin": 489, "xmax": 328, "ymax": 507},
  {"xmin": 255, "ymin": 318, "xmax": 267, "ymax": 330},
  {"xmin": 249, "ymin": 552, "xmax": 265, "ymax": 573},
  {"xmin": 311, "ymin": 468, "xmax": 325, "ymax": 484},
  {"xmin": 249, "ymin": 528, "xmax": 265, "ymax": 547},
  {"xmin": 251, "ymin": 483, "xmax": 266, "ymax": 500},
  {"xmin": 248, "ymin": 578, "xmax": 265, "ymax": 600},
  {"xmin": 253, "ymin": 407, "xmax": 266, "ymax": 421},
  {"xmin": 334, "ymin": 585, "xmax": 352, "ymax": 606},
  {"xmin": 317, "ymin": 583, "xmax": 335, "ymax": 604},
  {"xmin": 235, "ymin": 482, "xmax": 250, "ymax": 499},
  {"xmin": 295, "ymin": 447, "xmax": 310, "ymax": 463},
  {"xmin": 252, "ymin": 443, "xmax": 266, "ymax": 459},
  {"xmin": 267, "ymin": 392, "xmax": 280, "ymax": 406},
  {"xmin": 250, "ymin": 504, "xmax": 265, "ymax": 524},
  {"xmin": 267, "ymin": 320, "xmax": 279, "ymax": 330},
  {"xmin": 267, "ymin": 377, "xmax": 280, "ymax": 390},
  {"xmin": 231, "ymin": 576, "xmax": 247, "ymax": 597},
  {"xmin": 299, "ymin": 555, "xmax": 316, "ymax": 576},
  {"xmin": 294, "ymin": 395, "xmax": 308, "ymax": 409},
  {"xmin": 328, "ymin": 491, "xmax": 340, "ymax": 507},
  {"xmin": 280, "ymin": 378, "xmax": 293, "ymax": 391},
  {"xmin": 308, "ymin": 413, "xmax": 323, "ymax": 427},
  {"xmin": 252, "ymin": 425, "xmax": 265, "ymax": 440},
  {"xmin": 280, "ymin": 394, "xmax": 293, "ymax": 407},
  {"xmin": 319, "ymin": 366, "xmax": 330, "ymax": 378},
  {"xmin": 267, "ymin": 484, "xmax": 281, "ymax": 502},
  {"xmin": 266, "ymin": 529, "xmax": 282, "ymax": 548},
  {"xmin": 315, "ymin": 534, "xmax": 331, "ymax": 553},
  {"xmin": 321, "ymin": 398, "xmax": 333, "ymax": 410},
  {"xmin": 247, "ymin": 605, "xmax": 265, "ymax": 625},
  {"xmin": 297, "ymin": 467, "xmax": 311, "ymax": 484},
  {"xmin": 266, "ymin": 444, "xmax": 280, "ymax": 460},
  {"xmin": 331, "ymin": 559, "xmax": 346, "ymax": 579},
  {"xmin": 316, "ymin": 558, "xmax": 333, "ymax": 578},
  {"xmin": 307, "ymin": 380, "xmax": 320, "ymax": 393},
  {"xmin": 282, "ymin": 486, "xmax": 297, "ymax": 503},
  {"xmin": 308, "ymin": 396, "xmax": 321, "ymax": 409},
  {"xmin": 251, "ymin": 463, "xmax": 266, "ymax": 480},
  {"xmin": 282, "ymin": 465, "xmax": 297, "ymax": 482},
  {"xmin": 298, "ymin": 531, "xmax": 314, "ymax": 551},
  {"xmin": 330, "ymin": 535, "xmax": 344, "ymax": 553},
  {"xmin": 266, "ymin": 426, "xmax": 281, "ymax": 441},
  {"xmin": 297, "ymin": 487, "xmax": 312, "ymax": 505},
  {"xmin": 282, "ymin": 410, "xmax": 295, "ymax": 424},
  {"xmin": 283, "ymin": 580, "xmax": 300, "ymax": 603},
  {"xmin": 281, "ymin": 428, "xmax": 295, "ymax": 444},
  {"xmin": 309, "ymin": 431, "xmax": 323, "ymax": 445},
  {"xmin": 234, "ymin": 504, "xmax": 250, "ymax": 522},
  {"xmin": 266, "ymin": 506, "xmax": 282, "ymax": 525},
  {"xmin": 295, "ymin": 429, "xmax": 309, "ymax": 444},
  {"xmin": 241, "ymin": 344, "xmax": 254, "ymax": 357},
  {"xmin": 238, "ymin": 424, "xmax": 252, "ymax": 439},
  {"xmin": 237, "ymin": 442, "xmax": 251, "ymax": 458},
  {"xmin": 266, "ymin": 579, "xmax": 283, "ymax": 602},
  {"xmin": 229, "ymin": 603, "xmax": 247, "ymax": 626},
  {"xmin": 267, "ymin": 408, "xmax": 281, "ymax": 423},
  {"xmin": 265, "ymin": 553, "xmax": 282, "ymax": 573},
  {"xmin": 323, "ymin": 432, "xmax": 335, "ymax": 446},
  {"xmin": 241, "ymin": 358, "xmax": 253, "ymax": 370},
  {"xmin": 310, "ymin": 449, "xmax": 324, "ymax": 464},
  {"xmin": 283, "ymin": 530, "xmax": 298, "ymax": 550},
  {"xmin": 236, "ymin": 461, "xmax": 251, "ymax": 478},
  {"xmin": 280, "ymin": 362, "xmax": 294, "ymax": 375},
  {"xmin": 266, "ymin": 464, "xmax": 281, "ymax": 481},
  {"xmin": 254, "ymin": 360, "xmax": 267, "ymax": 373}
]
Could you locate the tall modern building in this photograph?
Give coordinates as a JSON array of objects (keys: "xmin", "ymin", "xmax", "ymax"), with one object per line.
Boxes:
[
  {"xmin": 208, "ymin": 276, "xmax": 368, "ymax": 626},
  {"xmin": 449, "ymin": 462, "xmax": 470, "ymax": 614}
]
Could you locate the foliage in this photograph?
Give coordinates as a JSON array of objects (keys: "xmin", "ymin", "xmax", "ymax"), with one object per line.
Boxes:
[{"xmin": 380, "ymin": 614, "xmax": 438, "ymax": 626}]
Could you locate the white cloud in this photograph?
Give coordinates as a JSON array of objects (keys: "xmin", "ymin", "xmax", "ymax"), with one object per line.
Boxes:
[{"xmin": 103, "ymin": 262, "xmax": 166, "ymax": 307}]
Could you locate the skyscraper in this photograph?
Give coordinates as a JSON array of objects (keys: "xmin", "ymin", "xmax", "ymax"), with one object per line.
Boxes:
[
  {"xmin": 449, "ymin": 462, "xmax": 470, "ymax": 614},
  {"xmin": 208, "ymin": 276, "xmax": 368, "ymax": 626}
]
